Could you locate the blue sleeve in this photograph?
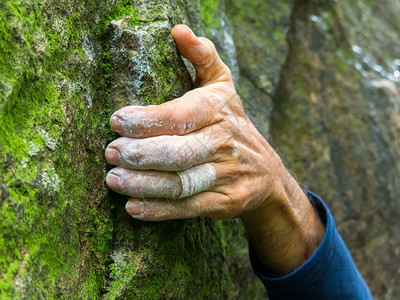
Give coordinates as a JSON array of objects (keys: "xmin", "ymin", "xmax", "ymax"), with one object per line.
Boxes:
[{"xmin": 249, "ymin": 190, "xmax": 373, "ymax": 299}]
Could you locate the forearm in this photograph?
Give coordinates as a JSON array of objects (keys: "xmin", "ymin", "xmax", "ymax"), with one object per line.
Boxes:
[
  {"xmin": 241, "ymin": 168, "xmax": 325, "ymax": 277},
  {"xmin": 247, "ymin": 191, "xmax": 373, "ymax": 299}
]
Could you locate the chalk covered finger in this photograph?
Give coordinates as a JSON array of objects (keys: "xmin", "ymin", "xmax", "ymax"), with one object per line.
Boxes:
[
  {"xmin": 109, "ymin": 90, "xmax": 223, "ymax": 138},
  {"xmin": 106, "ymin": 163, "xmax": 218, "ymax": 199},
  {"xmin": 105, "ymin": 134, "xmax": 216, "ymax": 171},
  {"xmin": 125, "ymin": 192, "xmax": 231, "ymax": 221},
  {"xmin": 106, "ymin": 167, "xmax": 183, "ymax": 199}
]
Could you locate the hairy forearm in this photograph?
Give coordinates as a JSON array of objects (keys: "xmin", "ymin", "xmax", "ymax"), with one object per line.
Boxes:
[{"xmin": 241, "ymin": 169, "xmax": 325, "ymax": 277}]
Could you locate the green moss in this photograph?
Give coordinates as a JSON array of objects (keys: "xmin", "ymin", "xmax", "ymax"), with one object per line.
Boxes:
[
  {"xmin": 0, "ymin": 0, "xmax": 121, "ymax": 297},
  {"xmin": 152, "ymin": 40, "xmax": 180, "ymax": 104},
  {"xmin": 0, "ymin": 0, "xmax": 40, "ymax": 102},
  {"xmin": 104, "ymin": 216, "xmax": 250, "ymax": 299},
  {"xmin": 0, "ymin": 0, "xmax": 190, "ymax": 295},
  {"xmin": 200, "ymin": 0, "xmax": 220, "ymax": 34},
  {"xmin": 100, "ymin": 0, "xmax": 140, "ymax": 34},
  {"xmin": 99, "ymin": 0, "xmax": 165, "ymax": 37},
  {"xmin": 1, "ymin": 0, "xmax": 259, "ymax": 298}
]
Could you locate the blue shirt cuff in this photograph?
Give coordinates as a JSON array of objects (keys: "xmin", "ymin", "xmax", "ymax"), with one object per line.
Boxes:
[{"xmin": 249, "ymin": 190, "xmax": 373, "ymax": 299}]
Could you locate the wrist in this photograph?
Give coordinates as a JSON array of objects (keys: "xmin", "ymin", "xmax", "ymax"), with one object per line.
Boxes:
[{"xmin": 241, "ymin": 169, "xmax": 325, "ymax": 277}]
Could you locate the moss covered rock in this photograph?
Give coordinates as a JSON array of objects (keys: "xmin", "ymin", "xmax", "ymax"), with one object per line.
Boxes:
[{"xmin": 0, "ymin": 0, "xmax": 263, "ymax": 298}]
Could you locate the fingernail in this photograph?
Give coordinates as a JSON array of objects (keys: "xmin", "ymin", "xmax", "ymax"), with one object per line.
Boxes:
[
  {"xmin": 110, "ymin": 114, "xmax": 124, "ymax": 134},
  {"xmin": 105, "ymin": 147, "xmax": 121, "ymax": 165},
  {"xmin": 106, "ymin": 173, "xmax": 122, "ymax": 189},
  {"xmin": 126, "ymin": 201, "xmax": 144, "ymax": 217}
]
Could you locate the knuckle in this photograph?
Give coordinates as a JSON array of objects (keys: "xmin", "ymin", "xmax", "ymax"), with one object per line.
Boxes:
[
  {"xmin": 170, "ymin": 111, "xmax": 194, "ymax": 135},
  {"xmin": 199, "ymin": 37, "xmax": 216, "ymax": 54},
  {"xmin": 182, "ymin": 197, "xmax": 202, "ymax": 218},
  {"xmin": 203, "ymin": 92, "xmax": 227, "ymax": 117},
  {"xmin": 166, "ymin": 201, "xmax": 176, "ymax": 218},
  {"xmin": 222, "ymin": 205, "xmax": 242, "ymax": 220},
  {"xmin": 216, "ymin": 131, "xmax": 235, "ymax": 153},
  {"xmin": 207, "ymin": 89, "xmax": 238, "ymax": 119},
  {"xmin": 199, "ymin": 36, "xmax": 214, "ymax": 47},
  {"xmin": 123, "ymin": 147, "xmax": 143, "ymax": 167},
  {"xmin": 216, "ymin": 65, "xmax": 233, "ymax": 82},
  {"xmin": 208, "ymin": 194, "xmax": 242, "ymax": 220},
  {"xmin": 174, "ymin": 143, "xmax": 192, "ymax": 169},
  {"xmin": 193, "ymin": 197, "xmax": 203, "ymax": 217},
  {"xmin": 225, "ymin": 189, "xmax": 248, "ymax": 217}
]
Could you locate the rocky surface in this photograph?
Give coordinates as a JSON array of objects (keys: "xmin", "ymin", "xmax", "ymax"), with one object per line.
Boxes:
[
  {"xmin": 0, "ymin": 0, "xmax": 399, "ymax": 299},
  {"xmin": 107, "ymin": 19, "xmax": 193, "ymax": 110},
  {"xmin": 0, "ymin": 0, "xmax": 262, "ymax": 299},
  {"xmin": 270, "ymin": 1, "xmax": 400, "ymax": 297}
]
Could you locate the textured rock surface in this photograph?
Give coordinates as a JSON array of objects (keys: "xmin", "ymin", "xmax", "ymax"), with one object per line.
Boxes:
[
  {"xmin": 0, "ymin": 0, "xmax": 262, "ymax": 299},
  {"xmin": 1, "ymin": 0, "xmax": 399, "ymax": 299},
  {"xmin": 107, "ymin": 19, "xmax": 193, "ymax": 109}
]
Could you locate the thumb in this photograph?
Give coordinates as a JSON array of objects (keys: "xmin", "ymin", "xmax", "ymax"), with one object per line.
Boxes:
[{"xmin": 171, "ymin": 24, "xmax": 233, "ymax": 87}]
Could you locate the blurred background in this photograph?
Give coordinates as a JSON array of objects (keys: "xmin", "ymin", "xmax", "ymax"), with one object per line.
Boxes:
[{"xmin": 224, "ymin": 1, "xmax": 400, "ymax": 298}]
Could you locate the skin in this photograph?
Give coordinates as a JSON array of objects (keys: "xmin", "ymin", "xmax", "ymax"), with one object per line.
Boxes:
[{"xmin": 105, "ymin": 25, "xmax": 325, "ymax": 277}]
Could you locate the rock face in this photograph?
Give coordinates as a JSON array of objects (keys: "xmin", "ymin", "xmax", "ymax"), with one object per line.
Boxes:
[
  {"xmin": 270, "ymin": 1, "xmax": 400, "ymax": 298},
  {"xmin": 107, "ymin": 19, "xmax": 193, "ymax": 110},
  {"xmin": 0, "ymin": 0, "xmax": 262, "ymax": 299},
  {"xmin": 0, "ymin": 0, "xmax": 399, "ymax": 299}
]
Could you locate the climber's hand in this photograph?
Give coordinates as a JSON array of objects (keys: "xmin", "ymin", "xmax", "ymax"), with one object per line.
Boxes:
[
  {"xmin": 105, "ymin": 24, "xmax": 325, "ymax": 276},
  {"xmin": 105, "ymin": 24, "xmax": 284, "ymax": 221}
]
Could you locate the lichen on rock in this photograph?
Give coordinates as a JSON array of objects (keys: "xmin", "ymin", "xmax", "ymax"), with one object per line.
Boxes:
[{"xmin": 107, "ymin": 18, "xmax": 193, "ymax": 110}]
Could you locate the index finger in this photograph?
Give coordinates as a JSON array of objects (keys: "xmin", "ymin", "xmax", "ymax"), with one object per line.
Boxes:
[{"xmin": 110, "ymin": 88, "xmax": 227, "ymax": 138}]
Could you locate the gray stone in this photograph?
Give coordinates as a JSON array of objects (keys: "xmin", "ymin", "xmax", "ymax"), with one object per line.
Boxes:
[{"xmin": 108, "ymin": 19, "xmax": 193, "ymax": 110}]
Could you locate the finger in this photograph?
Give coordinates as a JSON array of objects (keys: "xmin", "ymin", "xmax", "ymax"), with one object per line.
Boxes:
[
  {"xmin": 106, "ymin": 167, "xmax": 183, "ymax": 199},
  {"xmin": 171, "ymin": 24, "xmax": 233, "ymax": 87},
  {"xmin": 105, "ymin": 129, "xmax": 222, "ymax": 171},
  {"xmin": 124, "ymin": 192, "xmax": 235, "ymax": 221},
  {"xmin": 109, "ymin": 89, "xmax": 226, "ymax": 138},
  {"xmin": 106, "ymin": 163, "xmax": 219, "ymax": 199}
]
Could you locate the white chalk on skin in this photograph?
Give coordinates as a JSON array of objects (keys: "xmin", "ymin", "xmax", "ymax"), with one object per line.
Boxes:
[{"xmin": 177, "ymin": 163, "xmax": 217, "ymax": 198}]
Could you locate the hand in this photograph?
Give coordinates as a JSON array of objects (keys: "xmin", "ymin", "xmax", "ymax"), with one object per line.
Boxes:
[
  {"xmin": 105, "ymin": 25, "xmax": 324, "ymax": 276},
  {"xmin": 105, "ymin": 24, "xmax": 278, "ymax": 220}
]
